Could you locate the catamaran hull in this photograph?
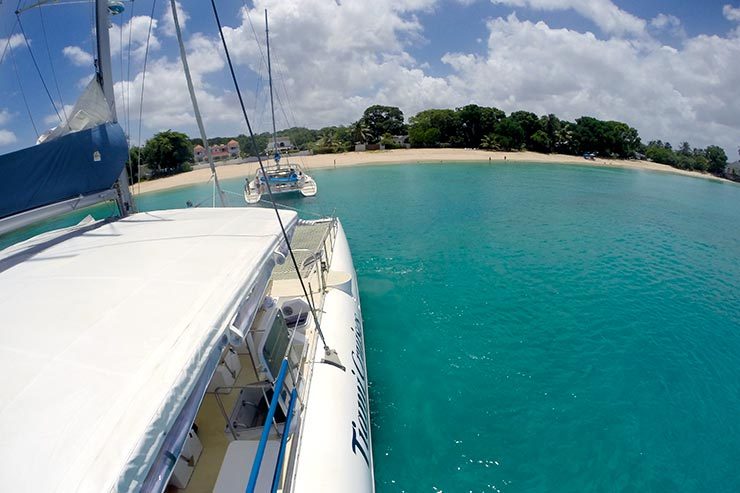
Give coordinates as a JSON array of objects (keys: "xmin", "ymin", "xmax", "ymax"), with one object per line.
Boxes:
[
  {"xmin": 290, "ymin": 221, "xmax": 374, "ymax": 493},
  {"xmin": 244, "ymin": 183, "xmax": 317, "ymax": 205},
  {"xmin": 299, "ymin": 177, "xmax": 317, "ymax": 197}
]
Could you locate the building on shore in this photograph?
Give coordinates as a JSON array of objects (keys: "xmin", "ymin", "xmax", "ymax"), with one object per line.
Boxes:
[
  {"xmin": 194, "ymin": 140, "xmax": 240, "ymax": 162},
  {"xmin": 725, "ymin": 161, "xmax": 740, "ymax": 181},
  {"xmin": 265, "ymin": 136, "xmax": 295, "ymax": 155}
]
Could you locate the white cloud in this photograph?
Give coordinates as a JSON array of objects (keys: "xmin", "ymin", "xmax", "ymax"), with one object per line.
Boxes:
[
  {"xmin": 1, "ymin": 33, "xmax": 24, "ymax": 49},
  {"xmin": 161, "ymin": 1, "xmax": 189, "ymax": 37},
  {"xmin": 0, "ymin": 109, "xmax": 18, "ymax": 147},
  {"xmin": 0, "ymin": 129, "xmax": 17, "ymax": 146},
  {"xmin": 115, "ymin": 56, "xmax": 246, "ymax": 140},
  {"xmin": 111, "ymin": 0, "xmax": 739, "ymax": 158},
  {"xmin": 723, "ymin": 4, "xmax": 740, "ymax": 21},
  {"xmin": 0, "ymin": 33, "xmax": 25, "ymax": 64},
  {"xmin": 62, "ymin": 46, "xmax": 93, "ymax": 67},
  {"xmin": 490, "ymin": 0, "xmax": 647, "ymax": 37},
  {"xmin": 650, "ymin": 13, "xmax": 685, "ymax": 38},
  {"xmin": 110, "ymin": 15, "xmax": 161, "ymax": 59},
  {"xmin": 42, "ymin": 104, "xmax": 74, "ymax": 126},
  {"xmin": 0, "ymin": 108, "xmax": 12, "ymax": 126},
  {"xmin": 119, "ymin": 0, "xmax": 447, "ymax": 138},
  {"xmin": 440, "ymin": 13, "xmax": 740, "ymax": 152}
]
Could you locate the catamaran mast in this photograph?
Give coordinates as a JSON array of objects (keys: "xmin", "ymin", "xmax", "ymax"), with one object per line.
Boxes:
[
  {"xmin": 265, "ymin": 9, "xmax": 279, "ymax": 169},
  {"xmin": 96, "ymin": 0, "xmax": 134, "ymax": 216},
  {"xmin": 169, "ymin": 0, "xmax": 226, "ymax": 207}
]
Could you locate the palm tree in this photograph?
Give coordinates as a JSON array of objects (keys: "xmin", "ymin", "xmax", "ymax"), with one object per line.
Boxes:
[
  {"xmin": 321, "ymin": 132, "xmax": 337, "ymax": 149},
  {"xmin": 480, "ymin": 133, "xmax": 499, "ymax": 150},
  {"xmin": 351, "ymin": 120, "xmax": 370, "ymax": 144},
  {"xmin": 554, "ymin": 124, "xmax": 575, "ymax": 154}
]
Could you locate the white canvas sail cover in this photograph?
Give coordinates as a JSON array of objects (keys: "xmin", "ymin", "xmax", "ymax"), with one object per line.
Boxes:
[
  {"xmin": 37, "ymin": 77, "xmax": 113, "ymax": 144},
  {"xmin": 0, "ymin": 208, "xmax": 298, "ymax": 492}
]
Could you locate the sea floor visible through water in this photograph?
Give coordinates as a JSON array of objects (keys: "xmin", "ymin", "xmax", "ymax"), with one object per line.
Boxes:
[{"xmin": 4, "ymin": 162, "xmax": 740, "ymax": 492}]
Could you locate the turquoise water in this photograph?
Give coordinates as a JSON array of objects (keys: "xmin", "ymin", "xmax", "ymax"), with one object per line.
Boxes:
[
  {"xmin": 4, "ymin": 163, "xmax": 740, "ymax": 491},
  {"xmin": 300, "ymin": 164, "xmax": 740, "ymax": 493}
]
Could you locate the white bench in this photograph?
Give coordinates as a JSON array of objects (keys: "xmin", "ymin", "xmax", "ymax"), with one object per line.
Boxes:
[{"xmin": 213, "ymin": 440, "xmax": 280, "ymax": 493}]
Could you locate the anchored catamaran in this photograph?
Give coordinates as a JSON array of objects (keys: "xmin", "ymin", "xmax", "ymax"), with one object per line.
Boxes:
[
  {"xmin": 243, "ymin": 11, "xmax": 317, "ymax": 205},
  {"xmin": 0, "ymin": 2, "xmax": 373, "ymax": 492}
]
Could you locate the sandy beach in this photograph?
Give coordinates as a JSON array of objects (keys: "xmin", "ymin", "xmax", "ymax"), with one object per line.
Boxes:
[{"xmin": 130, "ymin": 148, "xmax": 731, "ymax": 195}]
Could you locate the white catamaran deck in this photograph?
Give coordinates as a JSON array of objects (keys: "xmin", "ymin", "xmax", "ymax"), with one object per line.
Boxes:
[
  {"xmin": 0, "ymin": 208, "xmax": 297, "ymax": 493},
  {"xmin": 175, "ymin": 220, "xmax": 334, "ymax": 493}
]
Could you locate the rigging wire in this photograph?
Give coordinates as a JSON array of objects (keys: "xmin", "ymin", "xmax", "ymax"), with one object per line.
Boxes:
[
  {"xmin": 125, "ymin": 0, "xmax": 135, "ymax": 139},
  {"xmin": 135, "ymin": 0, "xmax": 158, "ymax": 196},
  {"xmin": 88, "ymin": 0, "xmax": 95, "ymax": 62},
  {"xmin": 243, "ymin": 3, "xmax": 307, "ymax": 168},
  {"xmin": 8, "ymin": 41, "xmax": 39, "ymax": 137},
  {"xmin": 168, "ymin": 0, "xmax": 226, "ymax": 207},
  {"xmin": 37, "ymin": 5, "xmax": 68, "ymax": 123},
  {"xmin": 118, "ymin": 7, "xmax": 125, "ymax": 136},
  {"xmin": 210, "ymin": 0, "xmax": 339, "ymax": 360},
  {"xmin": 271, "ymin": 54, "xmax": 309, "ymax": 169},
  {"xmin": 242, "ymin": 3, "xmax": 269, "ymax": 136},
  {"xmin": 16, "ymin": 14, "xmax": 62, "ymax": 123}
]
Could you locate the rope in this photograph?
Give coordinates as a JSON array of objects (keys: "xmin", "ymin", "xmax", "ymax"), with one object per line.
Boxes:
[
  {"xmin": 38, "ymin": 6, "xmax": 67, "ymax": 122},
  {"xmin": 8, "ymin": 41, "xmax": 38, "ymax": 137},
  {"xmin": 16, "ymin": 14, "xmax": 62, "ymax": 123},
  {"xmin": 210, "ymin": 0, "xmax": 334, "ymax": 354},
  {"xmin": 135, "ymin": 0, "xmax": 158, "ymax": 195}
]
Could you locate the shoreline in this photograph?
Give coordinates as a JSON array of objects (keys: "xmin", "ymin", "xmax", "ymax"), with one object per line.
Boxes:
[{"xmin": 130, "ymin": 148, "xmax": 733, "ymax": 195}]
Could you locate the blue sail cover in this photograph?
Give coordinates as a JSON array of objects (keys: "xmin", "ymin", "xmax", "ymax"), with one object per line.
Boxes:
[{"xmin": 0, "ymin": 122, "xmax": 127, "ymax": 219}]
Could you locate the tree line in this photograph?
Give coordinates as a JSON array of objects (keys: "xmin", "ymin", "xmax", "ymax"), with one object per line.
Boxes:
[{"xmin": 127, "ymin": 104, "xmax": 730, "ymax": 183}]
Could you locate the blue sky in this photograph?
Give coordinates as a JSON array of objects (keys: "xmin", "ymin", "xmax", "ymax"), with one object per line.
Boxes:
[{"xmin": 1, "ymin": 0, "xmax": 740, "ymax": 158}]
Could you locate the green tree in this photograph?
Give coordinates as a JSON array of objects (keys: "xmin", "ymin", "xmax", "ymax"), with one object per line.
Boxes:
[
  {"xmin": 126, "ymin": 146, "xmax": 143, "ymax": 184},
  {"xmin": 554, "ymin": 121, "xmax": 576, "ymax": 154},
  {"xmin": 143, "ymin": 130, "xmax": 193, "ymax": 176},
  {"xmin": 494, "ymin": 118, "xmax": 525, "ymax": 151},
  {"xmin": 645, "ymin": 142, "xmax": 677, "ymax": 166},
  {"xmin": 705, "ymin": 145, "xmax": 728, "ymax": 174},
  {"xmin": 351, "ymin": 120, "xmax": 371, "ymax": 144},
  {"xmin": 530, "ymin": 130, "xmax": 551, "ymax": 153},
  {"xmin": 408, "ymin": 125, "xmax": 441, "ymax": 148},
  {"xmin": 480, "ymin": 133, "xmax": 500, "ymax": 150},
  {"xmin": 312, "ymin": 130, "xmax": 344, "ymax": 154},
  {"xmin": 380, "ymin": 133, "xmax": 399, "ymax": 149},
  {"xmin": 457, "ymin": 104, "xmax": 504, "ymax": 147},
  {"xmin": 679, "ymin": 141, "xmax": 692, "ymax": 156},
  {"xmin": 408, "ymin": 109, "xmax": 460, "ymax": 147},
  {"xmin": 281, "ymin": 127, "xmax": 319, "ymax": 149},
  {"xmin": 573, "ymin": 116, "xmax": 605, "ymax": 155},
  {"xmin": 603, "ymin": 121, "xmax": 641, "ymax": 158},
  {"xmin": 509, "ymin": 111, "xmax": 540, "ymax": 149},
  {"xmin": 540, "ymin": 114, "xmax": 562, "ymax": 153},
  {"xmin": 361, "ymin": 105, "xmax": 406, "ymax": 143}
]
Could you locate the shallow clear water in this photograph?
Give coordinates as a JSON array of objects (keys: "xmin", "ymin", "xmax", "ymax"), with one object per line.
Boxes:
[
  {"xmin": 5, "ymin": 163, "xmax": 740, "ymax": 492},
  {"xmin": 301, "ymin": 163, "xmax": 740, "ymax": 493}
]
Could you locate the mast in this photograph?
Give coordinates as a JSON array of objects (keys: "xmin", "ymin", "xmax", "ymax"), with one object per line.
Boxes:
[
  {"xmin": 96, "ymin": 0, "xmax": 134, "ymax": 216},
  {"xmin": 169, "ymin": 0, "xmax": 226, "ymax": 207},
  {"xmin": 265, "ymin": 9, "xmax": 279, "ymax": 169}
]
